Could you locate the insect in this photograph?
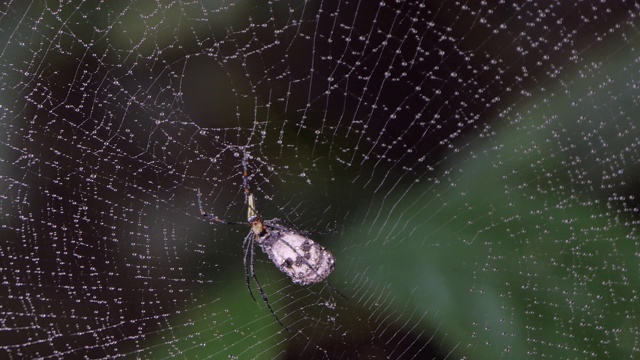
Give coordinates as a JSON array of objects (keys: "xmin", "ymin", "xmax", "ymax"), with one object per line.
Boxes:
[{"xmin": 197, "ymin": 155, "xmax": 336, "ymax": 329}]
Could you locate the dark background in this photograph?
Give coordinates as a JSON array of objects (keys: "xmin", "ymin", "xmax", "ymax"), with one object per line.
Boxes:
[{"xmin": 2, "ymin": 1, "xmax": 640, "ymax": 359}]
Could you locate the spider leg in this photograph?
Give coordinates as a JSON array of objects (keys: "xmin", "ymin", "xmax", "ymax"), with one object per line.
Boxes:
[
  {"xmin": 242, "ymin": 232, "xmax": 256, "ymax": 301},
  {"xmin": 197, "ymin": 189, "xmax": 244, "ymax": 225},
  {"xmin": 326, "ymin": 281, "xmax": 349, "ymax": 301},
  {"xmin": 249, "ymin": 238, "xmax": 291, "ymax": 332}
]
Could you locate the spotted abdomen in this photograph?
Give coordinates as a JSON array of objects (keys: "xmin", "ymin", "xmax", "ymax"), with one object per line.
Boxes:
[{"xmin": 259, "ymin": 232, "xmax": 335, "ymax": 285}]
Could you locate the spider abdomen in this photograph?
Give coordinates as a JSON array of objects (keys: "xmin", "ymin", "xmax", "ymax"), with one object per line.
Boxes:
[{"xmin": 258, "ymin": 231, "xmax": 335, "ymax": 286}]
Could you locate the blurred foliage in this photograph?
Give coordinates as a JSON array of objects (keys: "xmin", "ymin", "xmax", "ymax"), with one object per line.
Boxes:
[
  {"xmin": 148, "ymin": 34, "xmax": 640, "ymax": 358},
  {"xmin": 337, "ymin": 33, "xmax": 640, "ymax": 359}
]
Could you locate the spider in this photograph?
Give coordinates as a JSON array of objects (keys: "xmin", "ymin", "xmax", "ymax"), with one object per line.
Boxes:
[{"xmin": 197, "ymin": 156, "xmax": 336, "ymax": 330}]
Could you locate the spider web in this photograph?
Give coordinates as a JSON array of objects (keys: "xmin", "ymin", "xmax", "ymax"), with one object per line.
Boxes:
[{"xmin": 2, "ymin": 1, "xmax": 640, "ymax": 359}]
